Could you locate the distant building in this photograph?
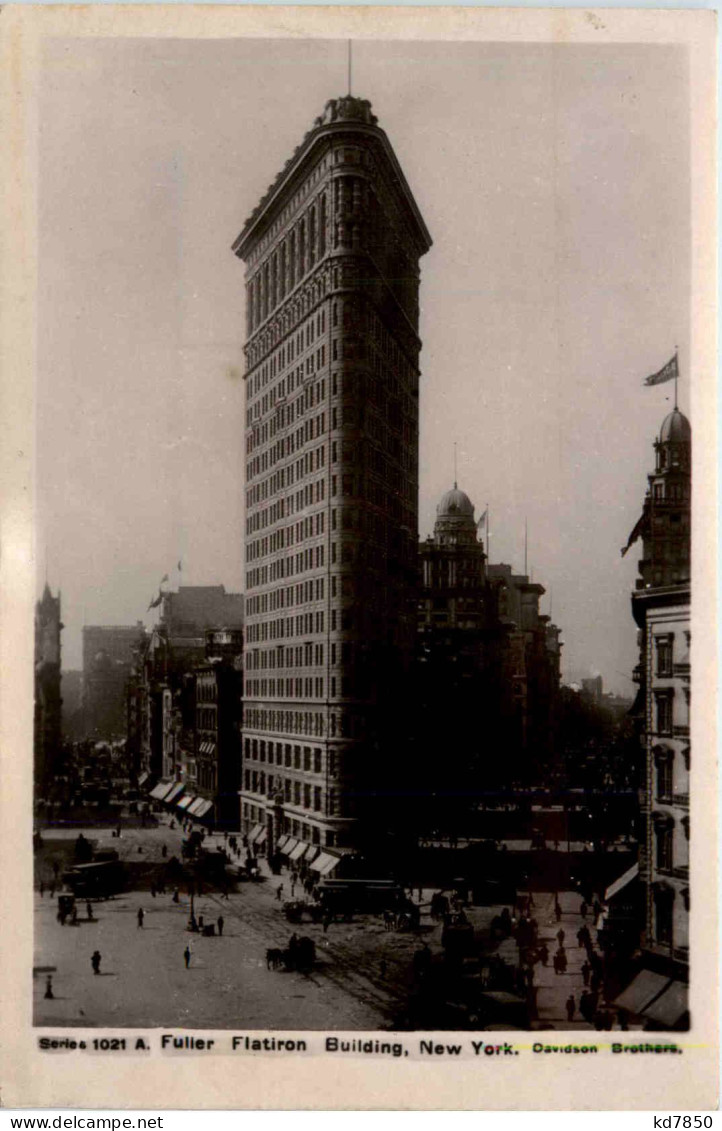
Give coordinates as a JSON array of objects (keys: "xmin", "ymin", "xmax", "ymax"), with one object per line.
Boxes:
[
  {"xmin": 487, "ymin": 562, "xmax": 562, "ymax": 780},
  {"xmin": 60, "ymin": 669, "xmax": 83, "ymax": 739},
  {"xmin": 415, "ymin": 485, "xmax": 562, "ymax": 825},
  {"xmin": 581, "ymin": 675, "xmax": 604, "ymax": 703},
  {"xmin": 82, "ymin": 623, "xmax": 145, "ymax": 739},
  {"xmin": 34, "ymin": 585, "xmax": 62, "ymax": 797},
  {"xmin": 190, "ymin": 629, "xmax": 244, "ymax": 830},
  {"xmin": 130, "ymin": 586, "xmax": 244, "ymax": 789},
  {"xmin": 618, "ymin": 406, "xmax": 691, "ymax": 1029},
  {"xmin": 233, "ymin": 95, "xmax": 432, "ymax": 853}
]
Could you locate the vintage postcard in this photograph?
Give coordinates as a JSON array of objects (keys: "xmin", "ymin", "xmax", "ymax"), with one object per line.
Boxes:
[{"xmin": 0, "ymin": 4, "xmax": 717, "ymax": 1110}]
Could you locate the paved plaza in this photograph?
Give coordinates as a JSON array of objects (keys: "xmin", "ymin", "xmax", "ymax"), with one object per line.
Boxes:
[{"xmin": 34, "ymin": 819, "xmax": 604, "ymax": 1031}]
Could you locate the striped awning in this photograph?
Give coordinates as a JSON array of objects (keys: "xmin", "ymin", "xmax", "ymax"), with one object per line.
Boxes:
[
  {"xmin": 190, "ymin": 798, "xmax": 214, "ymax": 819},
  {"xmin": 149, "ymin": 780, "xmax": 173, "ymax": 801},
  {"xmin": 164, "ymin": 782, "xmax": 185, "ymax": 805},
  {"xmin": 309, "ymin": 851, "xmax": 341, "ymax": 875},
  {"xmin": 199, "ymin": 742, "xmax": 217, "ymax": 756},
  {"xmin": 279, "ymin": 836, "xmax": 298, "ymax": 856},
  {"xmin": 177, "ymin": 794, "xmax": 195, "ymax": 811},
  {"xmin": 301, "ymin": 845, "xmax": 319, "ymax": 864},
  {"xmin": 289, "ymin": 841, "xmax": 307, "ymax": 862},
  {"xmin": 275, "ymin": 834, "xmax": 290, "ymax": 852},
  {"xmin": 248, "ymin": 823, "xmax": 265, "ymax": 845},
  {"xmin": 641, "ymin": 981, "xmax": 688, "ymax": 1027}
]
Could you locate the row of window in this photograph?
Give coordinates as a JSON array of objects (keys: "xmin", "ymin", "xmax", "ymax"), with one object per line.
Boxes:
[
  {"xmin": 248, "ymin": 470, "xmax": 328, "ymax": 536},
  {"xmin": 247, "ymin": 195, "xmax": 328, "ymax": 334},
  {"xmin": 246, "ymin": 578, "xmax": 325, "ymax": 621},
  {"xmin": 243, "ymin": 707, "xmax": 358, "ymax": 739},
  {"xmin": 248, "ymin": 510, "xmax": 326, "ymax": 561},
  {"xmin": 244, "ymin": 738, "xmax": 324, "ymax": 772},
  {"xmin": 247, "ymin": 417, "xmax": 327, "ymax": 483},
  {"xmin": 245, "ymin": 677, "xmax": 326, "ymax": 699},
  {"xmin": 247, "ymin": 641, "xmax": 325, "ymax": 670},
  {"xmin": 246, "ymin": 531, "xmax": 327, "ymax": 590}
]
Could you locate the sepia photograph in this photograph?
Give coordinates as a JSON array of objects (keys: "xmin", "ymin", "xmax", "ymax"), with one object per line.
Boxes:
[
  {"xmin": 1, "ymin": 7, "xmax": 715, "ymax": 1109},
  {"xmin": 29, "ymin": 28, "xmax": 704, "ymax": 1037}
]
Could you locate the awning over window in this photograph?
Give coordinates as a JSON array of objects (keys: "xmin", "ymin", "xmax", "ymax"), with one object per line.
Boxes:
[
  {"xmin": 302, "ymin": 845, "xmax": 319, "ymax": 864},
  {"xmin": 164, "ymin": 782, "xmax": 185, "ymax": 805},
  {"xmin": 310, "ymin": 851, "xmax": 341, "ymax": 875},
  {"xmin": 641, "ymin": 981, "xmax": 688, "ymax": 1027},
  {"xmin": 199, "ymin": 742, "xmax": 217, "ymax": 756},
  {"xmin": 194, "ymin": 798, "xmax": 214, "ymax": 819},
  {"xmin": 289, "ymin": 841, "xmax": 307, "ymax": 862},
  {"xmin": 149, "ymin": 780, "xmax": 173, "ymax": 801},
  {"xmin": 605, "ymin": 862, "xmax": 639, "ymax": 902},
  {"xmin": 177, "ymin": 794, "xmax": 195, "ymax": 811},
  {"xmin": 279, "ymin": 837, "xmax": 298, "ymax": 856},
  {"xmin": 255, "ymin": 826, "xmax": 267, "ymax": 846},
  {"xmin": 275, "ymin": 834, "xmax": 290, "ymax": 853},
  {"xmin": 138, "ymin": 772, "xmax": 150, "ymax": 788},
  {"xmin": 248, "ymin": 823, "xmax": 266, "ymax": 846},
  {"xmin": 614, "ymin": 970, "xmax": 669, "ymax": 1015}
]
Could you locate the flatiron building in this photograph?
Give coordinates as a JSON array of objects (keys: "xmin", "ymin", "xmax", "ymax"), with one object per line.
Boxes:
[{"xmin": 233, "ymin": 95, "xmax": 431, "ymax": 852}]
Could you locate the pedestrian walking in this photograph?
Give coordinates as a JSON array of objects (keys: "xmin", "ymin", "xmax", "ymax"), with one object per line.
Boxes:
[
  {"xmin": 184, "ymin": 945, "xmax": 191, "ymax": 969},
  {"xmin": 554, "ymin": 901, "xmax": 562, "ymax": 923},
  {"xmin": 566, "ymin": 994, "xmax": 575, "ymax": 1022},
  {"xmin": 556, "ymin": 928, "xmax": 565, "ymax": 947},
  {"xmin": 71, "ymin": 906, "xmax": 78, "ymax": 925},
  {"xmin": 86, "ymin": 901, "xmax": 93, "ymax": 920},
  {"xmin": 276, "ymin": 884, "xmax": 284, "ymax": 901},
  {"xmin": 137, "ymin": 908, "xmax": 144, "ymax": 928},
  {"xmin": 173, "ymin": 889, "xmax": 180, "ymax": 903},
  {"xmin": 151, "ymin": 884, "xmax": 156, "ymax": 898},
  {"xmin": 91, "ymin": 950, "xmax": 102, "ymax": 975},
  {"xmin": 539, "ymin": 943, "xmax": 549, "ymax": 967},
  {"xmin": 50, "ymin": 884, "xmax": 55, "ymax": 899},
  {"xmin": 39, "ymin": 881, "xmax": 45, "ymax": 898},
  {"xmin": 217, "ymin": 915, "xmax": 224, "ymax": 937},
  {"xmin": 580, "ymin": 901, "xmax": 588, "ymax": 919},
  {"xmin": 162, "ymin": 844, "xmax": 167, "ymax": 858},
  {"xmin": 581, "ymin": 960, "xmax": 591, "ymax": 986}
]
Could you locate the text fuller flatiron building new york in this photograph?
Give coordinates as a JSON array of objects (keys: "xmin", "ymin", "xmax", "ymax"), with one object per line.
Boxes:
[{"xmin": 233, "ymin": 96, "xmax": 432, "ymax": 853}]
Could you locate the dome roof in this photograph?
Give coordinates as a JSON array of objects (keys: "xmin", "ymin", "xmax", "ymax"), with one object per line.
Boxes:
[
  {"xmin": 437, "ymin": 485, "xmax": 474, "ymax": 519},
  {"xmin": 660, "ymin": 407, "xmax": 691, "ymax": 444}
]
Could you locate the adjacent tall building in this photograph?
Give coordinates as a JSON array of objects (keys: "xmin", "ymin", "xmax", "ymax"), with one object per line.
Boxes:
[
  {"xmin": 621, "ymin": 405, "xmax": 691, "ymax": 1029},
  {"xmin": 233, "ymin": 96, "xmax": 432, "ymax": 851},
  {"xmin": 82, "ymin": 623, "xmax": 145, "ymax": 739},
  {"xmin": 34, "ymin": 584, "xmax": 63, "ymax": 797}
]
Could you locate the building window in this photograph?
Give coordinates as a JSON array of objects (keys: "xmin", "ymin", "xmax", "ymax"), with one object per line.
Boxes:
[
  {"xmin": 653, "ymin": 746, "xmax": 674, "ymax": 801},
  {"xmin": 654, "ymin": 690, "xmax": 674, "ymax": 735},
  {"xmin": 655, "ymin": 634, "xmax": 674, "ymax": 677},
  {"xmin": 654, "ymin": 819, "xmax": 674, "ymax": 872},
  {"xmin": 653, "ymin": 885, "xmax": 674, "ymax": 947}
]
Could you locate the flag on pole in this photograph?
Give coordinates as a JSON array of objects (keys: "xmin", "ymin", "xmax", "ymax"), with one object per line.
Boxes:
[
  {"xmin": 147, "ymin": 591, "xmax": 163, "ymax": 611},
  {"xmin": 477, "ymin": 507, "xmax": 488, "ymax": 531},
  {"xmin": 621, "ymin": 508, "xmax": 648, "ymax": 557},
  {"xmin": 160, "ymin": 574, "xmax": 169, "ymax": 585},
  {"xmin": 644, "ymin": 353, "xmax": 678, "ymax": 386},
  {"xmin": 177, "ymin": 560, "xmax": 182, "ymax": 572}
]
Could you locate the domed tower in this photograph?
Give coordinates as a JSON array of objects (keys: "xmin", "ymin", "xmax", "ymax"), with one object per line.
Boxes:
[
  {"xmin": 627, "ymin": 402, "xmax": 691, "ymax": 1012},
  {"xmin": 419, "ymin": 484, "xmax": 487, "ymax": 630},
  {"xmin": 638, "ymin": 407, "xmax": 691, "ymax": 590}
]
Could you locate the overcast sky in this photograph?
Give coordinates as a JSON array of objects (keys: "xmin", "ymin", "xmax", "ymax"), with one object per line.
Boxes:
[{"xmin": 37, "ymin": 37, "xmax": 690, "ymax": 687}]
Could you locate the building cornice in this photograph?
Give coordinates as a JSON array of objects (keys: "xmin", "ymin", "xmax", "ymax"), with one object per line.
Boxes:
[{"xmin": 232, "ymin": 97, "xmax": 432, "ymax": 260}]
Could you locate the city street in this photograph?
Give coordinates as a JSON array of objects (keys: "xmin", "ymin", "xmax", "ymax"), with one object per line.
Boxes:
[{"xmin": 34, "ymin": 819, "xmax": 603, "ymax": 1031}]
